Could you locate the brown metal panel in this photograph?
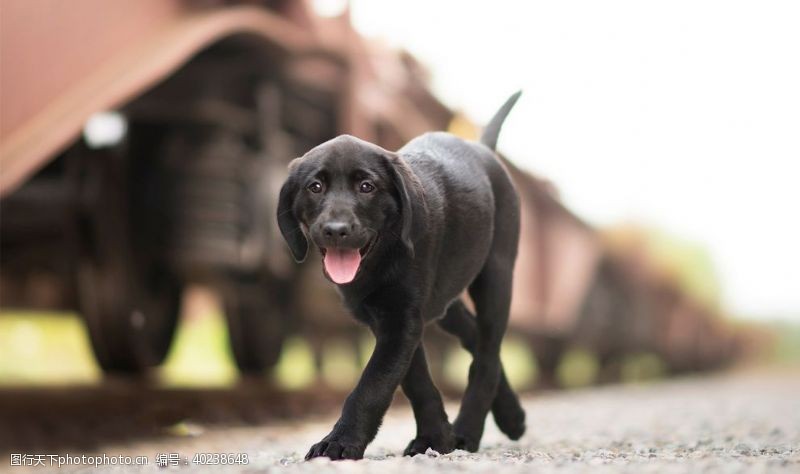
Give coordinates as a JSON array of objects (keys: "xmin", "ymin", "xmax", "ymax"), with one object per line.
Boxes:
[
  {"xmin": 0, "ymin": 0, "xmax": 185, "ymax": 138},
  {"xmin": 504, "ymin": 157, "xmax": 601, "ymax": 337},
  {"xmin": 540, "ymin": 205, "xmax": 602, "ymax": 333},
  {"xmin": 0, "ymin": 3, "xmax": 330, "ymax": 196}
]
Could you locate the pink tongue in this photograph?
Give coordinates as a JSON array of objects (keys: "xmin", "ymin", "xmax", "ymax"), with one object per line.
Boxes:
[{"xmin": 323, "ymin": 248, "xmax": 362, "ymax": 284}]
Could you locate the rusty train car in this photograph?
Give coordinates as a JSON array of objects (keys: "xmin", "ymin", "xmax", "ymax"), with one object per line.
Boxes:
[
  {"xmin": 0, "ymin": 0, "xmax": 748, "ymax": 383},
  {"xmin": 0, "ymin": 0, "xmax": 450, "ymax": 374},
  {"xmin": 500, "ymin": 157, "xmax": 745, "ymax": 387}
]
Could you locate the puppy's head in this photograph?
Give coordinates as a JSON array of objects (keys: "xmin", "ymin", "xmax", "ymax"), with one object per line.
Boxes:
[{"xmin": 277, "ymin": 135, "xmax": 421, "ymax": 285}]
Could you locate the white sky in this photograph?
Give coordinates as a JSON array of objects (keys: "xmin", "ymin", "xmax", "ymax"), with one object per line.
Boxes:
[{"xmin": 345, "ymin": 0, "xmax": 800, "ymax": 319}]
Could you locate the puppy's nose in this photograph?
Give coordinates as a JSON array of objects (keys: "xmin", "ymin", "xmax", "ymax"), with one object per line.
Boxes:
[{"xmin": 323, "ymin": 221, "xmax": 350, "ymax": 240}]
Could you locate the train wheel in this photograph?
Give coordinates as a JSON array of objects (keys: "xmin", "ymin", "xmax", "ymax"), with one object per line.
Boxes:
[
  {"xmin": 222, "ymin": 275, "xmax": 288, "ymax": 374},
  {"xmin": 79, "ymin": 262, "xmax": 181, "ymax": 373},
  {"xmin": 529, "ymin": 334, "xmax": 565, "ymax": 390},
  {"xmin": 74, "ymin": 147, "xmax": 182, "ymax": 374}
]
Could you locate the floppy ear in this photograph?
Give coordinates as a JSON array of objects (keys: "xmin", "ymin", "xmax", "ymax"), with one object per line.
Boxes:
[
  {"xmin": 276, "ymin": 171, "xmax": 308, "ymax": 263},
  {"xmin": 385, "ymin": 153, "xmax": 424, "ymax": 256}
]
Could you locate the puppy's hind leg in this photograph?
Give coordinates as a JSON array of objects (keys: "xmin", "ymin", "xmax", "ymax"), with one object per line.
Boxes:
[
  {"xmin": 400, "ymin": 346, "xmax": 455, "ymax": 456},
  {"xmin": 453, "ymin": 253, "xmax": 519, "ymax": 451},
  {"xmin": 438, "ymin": 300, "xmax": 526, "ymax": 443}
]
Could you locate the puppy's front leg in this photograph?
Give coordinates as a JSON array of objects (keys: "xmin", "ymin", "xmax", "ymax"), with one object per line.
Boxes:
[{"xmin": 305, "ymin": 315, "xmax": 422, "ymax": 460}]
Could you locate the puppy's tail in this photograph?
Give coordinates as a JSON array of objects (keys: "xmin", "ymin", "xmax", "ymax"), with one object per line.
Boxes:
[{"xmin": 480, "ymin": 90, "xmax": 522, "ymax": 151}]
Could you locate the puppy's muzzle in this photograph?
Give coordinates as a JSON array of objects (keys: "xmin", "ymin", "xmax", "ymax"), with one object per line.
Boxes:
[
  {"xmin": 322, "ymin": 221, "xmax": 352, "ymax": 241},
  {"xmin": 314, "ymin": 220, "xmax": 362, "ymax": 248}
]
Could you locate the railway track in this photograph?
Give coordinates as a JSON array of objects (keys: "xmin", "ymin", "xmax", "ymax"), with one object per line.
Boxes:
[{"xmin": 0, "ymin": 380, "xmax": 347, "ymax": 454}]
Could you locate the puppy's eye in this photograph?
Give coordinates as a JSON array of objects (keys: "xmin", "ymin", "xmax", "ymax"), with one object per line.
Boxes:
[
  {"xmin": 359, "ymin": 181, "xmax": 375, "ymax": 193},
  {"xmin": 307, "ymin": 181, "xmax": 323, "ymax": 193}
]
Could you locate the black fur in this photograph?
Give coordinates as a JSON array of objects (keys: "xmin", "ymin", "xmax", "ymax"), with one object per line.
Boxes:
[{"xmin": 277, "ymin": 92, "xmax": 526, "ymax": 460}]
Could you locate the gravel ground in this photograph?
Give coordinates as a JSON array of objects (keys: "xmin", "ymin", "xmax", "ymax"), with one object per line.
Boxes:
[{"xmin": 11, "ymin": 369, "xmax": 800, "ymax": 473}]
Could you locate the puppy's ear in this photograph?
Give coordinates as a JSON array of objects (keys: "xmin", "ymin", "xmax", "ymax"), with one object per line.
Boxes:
[
  {"xmin": 385, "ymin": 153, "xmax": 424, "ymax": 256},
  {"xmin": 277, "ymin": 161, "xmax": 308, "ymax": 263}
]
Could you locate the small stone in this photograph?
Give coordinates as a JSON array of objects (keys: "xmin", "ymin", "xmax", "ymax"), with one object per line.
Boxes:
[{"xmin": 735, "ymin": 443, "xmax": 752, "ymax": 455}]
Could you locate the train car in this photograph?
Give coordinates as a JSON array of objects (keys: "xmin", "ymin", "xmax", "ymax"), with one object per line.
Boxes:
[
  {"xmin": 0, "ymin": 0, "xmax": 451, "ymax": 374},
  {"xmin": 578, "ymin": 240, "xmax": 741, "ymax": 381},
  {"xmin": 500, "ymin": 160, "xmax": 744, "ymax": 387}
]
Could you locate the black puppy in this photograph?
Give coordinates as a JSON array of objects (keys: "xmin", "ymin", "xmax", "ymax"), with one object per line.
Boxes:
[{"xmin": 277, "ymin": 92, "xmax": 526, "ymax": 460}]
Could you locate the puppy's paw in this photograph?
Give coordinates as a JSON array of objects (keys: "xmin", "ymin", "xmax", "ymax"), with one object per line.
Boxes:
[
  {"xmin": 403, "ymin": 431, "xmax": 456, "ymax": 457},
  {"xmin": 456, "ymin": 433, "xmax": 481, "ymax": 453},
  {"xmin": 305, "ymin": 438, "xmax": 365, "ymax": 461},
  {"xmin": 492, "ymin": 400, "xmax": 526, "ymax": 440},
  {"xmin": 453, "ymin": 419, "xmax": 483, "ymax": 452}
]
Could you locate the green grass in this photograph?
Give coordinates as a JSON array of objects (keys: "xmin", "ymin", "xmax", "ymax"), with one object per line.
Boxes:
[
  {"xmin": 769, "ymin": 320, "xmax": 800, "ymax": 363},
  {"xmin": 620, "ymin": 353, "xmax": 667, "ymax": 382},
  {"xmin": 556, "ymin": 348, "xmax": 599, "ymax": 388},
  {"xmin": 0, "ymin": 311, "xmax": 101, "ymax": 385},
  {"xmin": 273, "ymin": 336, "xmax": 317, "ymax": 390},
  {"xmin": 0, "ymin": 310, "xmax": 363, "ymax": 389},
  {"xmin": 158, "ymin": 310, "xmax": 238, "ymax": 387}
]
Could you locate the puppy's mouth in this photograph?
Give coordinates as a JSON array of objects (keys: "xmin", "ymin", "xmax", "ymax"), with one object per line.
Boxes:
[{"xmin": 321, "ymin": 237, "xmax": 376, "ymax": 285}]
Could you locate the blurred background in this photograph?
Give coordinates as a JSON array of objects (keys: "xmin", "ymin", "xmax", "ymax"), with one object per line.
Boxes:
[{"xmin": 0, "ymin": 0, "xmax": 798, "ymax": 452}]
